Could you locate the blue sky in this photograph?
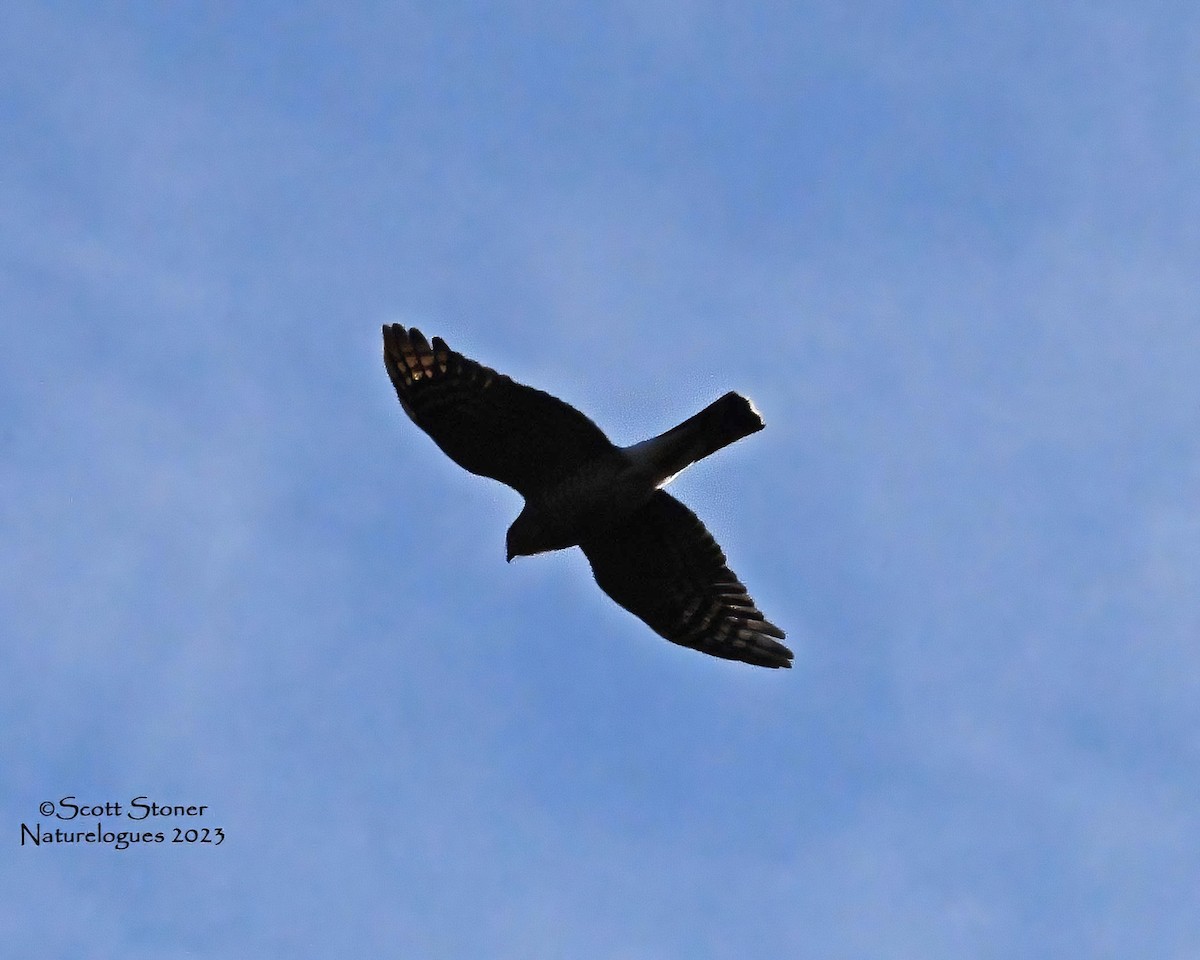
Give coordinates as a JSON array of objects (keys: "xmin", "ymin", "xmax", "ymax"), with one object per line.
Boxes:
[{"xmin": 3, "ymin": 1, "xmax": 1198, "ymax": 956}]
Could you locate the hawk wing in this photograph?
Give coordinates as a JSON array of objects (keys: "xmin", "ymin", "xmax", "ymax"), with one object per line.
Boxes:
[
  {"xmin": 580, "ymin": 491, "xmax": 792, "ymax": 668},
  {"xmin": 383, "ymin": 325, "xmax": 614, "ymax": 496}
]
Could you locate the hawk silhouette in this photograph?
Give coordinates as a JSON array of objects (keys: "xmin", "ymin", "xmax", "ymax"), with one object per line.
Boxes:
[{"xmin": 383, "ymin": 325, "xmax": 791, "ymax": 669}]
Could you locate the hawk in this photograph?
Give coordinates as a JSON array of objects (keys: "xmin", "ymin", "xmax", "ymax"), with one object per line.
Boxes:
[{"xmin": 382, "ymin": 325, "xmax": 792, "ymax": 669}]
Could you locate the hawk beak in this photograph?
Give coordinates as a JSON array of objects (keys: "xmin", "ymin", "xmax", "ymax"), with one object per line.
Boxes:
[{"xmin": 505, "ymin": 549, "xmax": 514, "ymax": 563}]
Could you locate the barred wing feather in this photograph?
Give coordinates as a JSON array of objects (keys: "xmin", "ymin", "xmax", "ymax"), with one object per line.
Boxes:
[
  {"xmin": 383, "ymin": 324, "xmax": 614, "ymax": 496},
  {"xmin": 580, "ymin": 492, "xmax": 792, "ymax": 668}
]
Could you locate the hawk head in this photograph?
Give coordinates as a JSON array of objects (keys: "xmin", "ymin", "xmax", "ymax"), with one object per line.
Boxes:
[{"xmin": 506, "ymin": 504, "xmax": 579, "ymax": 562}]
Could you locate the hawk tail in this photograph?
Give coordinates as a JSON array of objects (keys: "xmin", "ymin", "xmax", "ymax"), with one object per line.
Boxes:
[{"xmin": 625, "ymin": 391, "xmax": 765, "ymax": 487}]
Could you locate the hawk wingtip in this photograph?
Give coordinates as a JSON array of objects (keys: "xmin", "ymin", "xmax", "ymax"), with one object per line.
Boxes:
[
  {"xmin": 739, "ymin": 627, "xmax": 793, "ymax": 668},
  {"xmin": 382, "ymin": 323, "xmax": 409, "ymax": 349},
  {"xmin": 759, "ymin": 641, "xmax": 794, "ymax": 669}
]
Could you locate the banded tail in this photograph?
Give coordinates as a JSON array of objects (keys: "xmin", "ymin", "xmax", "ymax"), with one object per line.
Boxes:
[{"xmin": 625, "ymin": 391, "xmax": 765, "ymax": 488}]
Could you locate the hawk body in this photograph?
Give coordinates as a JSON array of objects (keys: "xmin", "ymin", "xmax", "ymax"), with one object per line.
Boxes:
[{"xmin": 383, "ymin": 324, "xmax": 791, "ymax": 669}]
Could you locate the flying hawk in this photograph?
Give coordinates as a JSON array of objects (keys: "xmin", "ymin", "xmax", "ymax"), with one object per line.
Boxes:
[{"xmin": 382, "ymin": 325, "xmax": 792, "ymax": 669}]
